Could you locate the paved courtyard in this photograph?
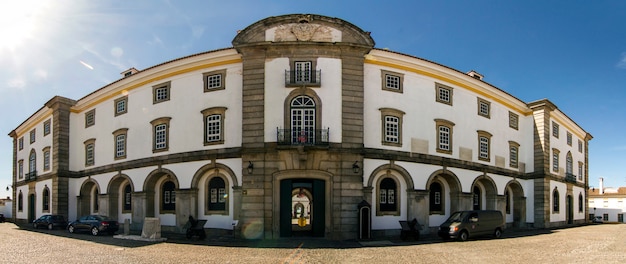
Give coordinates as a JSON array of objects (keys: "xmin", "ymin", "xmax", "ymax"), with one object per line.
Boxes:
[{"xmin": 0, "ymin": 222, "xmax": 625, "ymax": 263}]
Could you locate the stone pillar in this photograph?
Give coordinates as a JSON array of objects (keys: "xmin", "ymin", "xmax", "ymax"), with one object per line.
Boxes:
[
  {"xmin": 131, "ymin": 192, "xmax": 147, "ymax": 230},
  {"xmin": 97, "ymin": 194, "xmax": 109, "ymax": 217},
  {"xmin": 495, "ymin": 194, "xmax": 506, "ymax": 214},
  {"xmin": 408, "ymin": 190, "xmax": 429, "ymax": 234},
  {"xmin": 457, "ymin": 193, "xmax": 474, "ymax": 211},
  {"xmin": 175, "ymin": 189, "xmax": 197, "ymax": 232},
  {"xmin": 363, "ymin": 187, "xmax": 373, "ymax": 207},
  {"xmin": 232, "ymin": 186, "xmax": 242, "ymax": 220}
]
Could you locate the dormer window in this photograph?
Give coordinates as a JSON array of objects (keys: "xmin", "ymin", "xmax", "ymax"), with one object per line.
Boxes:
[
  {"xmin": 467, "ymin": 70, "xmax": 484, "ymax": 80},
  {"xmin": 121, "ymin": 68, "xmax": 138, "ymax": 77}
]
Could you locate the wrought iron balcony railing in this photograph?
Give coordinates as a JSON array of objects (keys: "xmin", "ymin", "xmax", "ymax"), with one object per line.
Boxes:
[
  {"xmin": 277, "ymin": 128, "xmax": 329, "ymax": 146},
  {"xmin": 25, "ymin": 171, "xmax": 37, "ymax": 182},
  {"xmin": 565, "ymin": 173, "xmax": 577, "ymax": 183},
  {"xmin": 285, "ymin": 70, "xmax": 321, "ymax": 86}
]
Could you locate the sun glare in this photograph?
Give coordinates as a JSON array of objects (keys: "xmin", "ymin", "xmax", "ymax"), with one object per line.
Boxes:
[{"xmin": 0, "ymin": 1, "xmax": 50, "ymax": 51}]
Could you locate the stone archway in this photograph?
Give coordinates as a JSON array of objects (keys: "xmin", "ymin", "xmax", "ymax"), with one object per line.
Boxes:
[
  {"xmin": 77, "ymin": 180, "xmax": 100, "ymax": 218},
  {"xmin": 505, "ymin": 180, "xmax": 526, "ymax": 228},
  {"xmin": 106, "ymin": 174, "xmax": 134, "ymax": 223},
  {"xmin": 471, "ymin": 175, "xmax": 498, "ymax": 210}
]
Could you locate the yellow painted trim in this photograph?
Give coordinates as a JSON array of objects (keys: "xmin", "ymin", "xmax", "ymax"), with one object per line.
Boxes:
[
  {"xmin": 365, "ymin": 59, "xmax": 532, "ymax": 116},
  {"xmin": 71, "ymin": 58, "xmax": 242, "ymax": 113},
  {"xmin": 14, "ymin": 110, "xmax": 53, "ymax": 138}
]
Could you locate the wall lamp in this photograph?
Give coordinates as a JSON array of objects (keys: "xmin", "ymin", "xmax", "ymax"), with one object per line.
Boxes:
[
  {"xmin": 352, "ymin": 161, "xmax": 360, "ymax": 174},
  {"xmin": 247, "ymin": 161, "xmax": 254, "ymax": 174}
]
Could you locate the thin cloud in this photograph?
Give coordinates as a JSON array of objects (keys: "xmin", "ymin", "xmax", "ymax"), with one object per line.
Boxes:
[
  {"xmin": 7, "ymin": 77, "xmax": 26, "ymax": 88},
  {"xmin": 618, "ymin": 52, "xmax": 626, "ymax": 69}
]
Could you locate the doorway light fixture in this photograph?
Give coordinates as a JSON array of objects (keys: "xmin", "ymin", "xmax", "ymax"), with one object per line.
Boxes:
[
  {"xmin": 247, "ymin": 161, "xmax": 254, "ymax": 174},
  {"xmin": 352, "ymin": 161, "xmax": 360, "ymax": 174}
]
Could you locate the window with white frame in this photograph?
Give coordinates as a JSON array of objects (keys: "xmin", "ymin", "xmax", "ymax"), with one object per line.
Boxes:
[
  {"xmin": 30, "ymin": 129, "xmax": 36, "ymax": 143},
  {"xmin": 435, "ymin": 119, "xmax": 454, "ymax": 154},
  {"xmin": 44, "ymin": 119, "xmax": 51, "ymax": 136},
  {"xmin": 509, "ymin": 141, "xmax": 520, "ymax": 168},
  {"xmin": 295, "ymin": 61, "xmax": 312, "ymax": 83},
  {"xmin": 112, "ymin": 128, "xmax": 128, "ymax": 160},
  {"xmin": 114, "ymin": 96, "xmax": 128, "ymax": 116},
  {"xmin": 429, "ymin": 181, "xmax": 443, "ymax": 214},
  {"xmin": 29, "ymin": 150, "xmax": 36, "ymax": 174},
  {"xmin": 151, "ymin": 117, "xmax": 171, "ymax": 152},
  {"xmin": 18, "ymin": 137, "xmax": 23, "ymax": 150},
  {"xmin": 552, "ymin": 121, "xmax": 559, "ymax": 138},
  {"xmin": 552, "ymin": 148, "xmax": 560, "ymax": 172},
  {"xmin": 161, "ymin": 180, "xmax": 176, "ymax": 212},
  {"xmin": 435, "ymin": 83, "xmax": 453, "ymax": 105},
  {"xmin": 84, "ymin": 138, "xmax": 95, "ymax": 166},
  {"xmin": 381, "ymin": 70, "xmax": 403, "ymax": 93},
  {"xmin": 566, "ymin": 152, "xmax": 573, "ymax": 175},
  {"xmin": 18, "ymin": 160, "xmax": 23, "ymax": 179},
  {"xmin": 153, "ymin": 82, "xmax": 171, "ymax": 104},
  {"xmin": 43, "ymin": 148, "xmax": 50, "ymax": 171},
  {"xmin": 578, "ymin": 140, "xmax": 583, "ymax": 153},
  {"xmin": 509, "ymin": 111, "xmax": 519, "ymax": 130},
  {"xmin": 378, "ymin": 177, "xmax": 398, "ymax": 214},
  {"xmin": 203, "ymin": 69, "xmax": 226, "ymax": 92},
  {"xmin": 380, "ymin": 108, "xmax": 404, "ymax": 146},
  {"xmin": 567, "ymin": 132, "xmax": 572, "ymax": 146},
  {"xmin": 202, "ymin": 107, "xmax": 227, "ymax": 145},
  {"xmin": 85, "ymin": 109, "xmax": 96, "ymax": 126},
  {"xmin": 477, "ymin": 98, "xmax": 490, "ymax": 118},
  {"xmin": 578, "ymin": 162, "xmax": 584, "ymax": 181},
  {"xmin": 477, "ymin": 130, "xmax": 492, "ymax": 161}
]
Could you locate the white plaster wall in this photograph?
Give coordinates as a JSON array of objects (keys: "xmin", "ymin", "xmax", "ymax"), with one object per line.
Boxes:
[
  {"xmin": 363, "ymin": 63, "xmax": 531, "ymax": 173},
  {"xmin": 524, "ymin": 179, "xmax": 535, "ymax": 224},
  {"xmin": 34, "ymin": 179, "xmax": 53, "ymax": 219},
  {"xmin": 15, "ymin": 114, "xmax": 54, "ymax": 179},
  {"xmin": 548, "ymin": 117, "xmax": 586, "ymax": 183},
  {"xmin": 549, "ymin": 180, "xmax": 567, "ymax": 222},
  {"xmin": 69, "ymin": 64, "xmax": 243, "ymax": 171},
  {"xmin": 264, "ymin": 57, "xmax": 342, "ymax": 143}
]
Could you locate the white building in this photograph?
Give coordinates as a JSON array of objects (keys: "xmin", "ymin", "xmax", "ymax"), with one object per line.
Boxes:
[
  {"xmin": 8, "ymin": 14, "xmax": 592, "ymax": 240},
  {"xmin": 589, "ymin": 178, "xmax": 626, "ymax": 223}
]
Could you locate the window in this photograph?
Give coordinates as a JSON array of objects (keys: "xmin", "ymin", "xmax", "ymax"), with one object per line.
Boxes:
[
  {"xmin": 208, "ymin": 177, "xmax": 227, "ymax": 212},
  {"xmin": 578, "ymin": 140, "xmax": 583, "ymax": 153},
  {"xmin": 429, "ymin": 182, "xmax": 443, "ymax": 214},
  {"xmin": 505, "ymin": 189, "xmax": 511, "ymax": 214},
  {"xmin": 43, "ymin": 147, "xmax": 50, "ymax": 171},
  {"xmin": 43, "ymin": 119, "xmax": 51, "ymax": 136},
  {"xmin": 18, "ymin": 191, "xmax": 23, "ymax": 211},
  {"xmin": 567, "ymin": 132, "xmax": 572, "ymax": 146},
  {"xmin": 203, "ymin": 69, "xmax": 226, "ymax": 91},
  {"xmin": 152, "ymin": 81, "xmax": 171, "ymax": 104},
  {"xmin": 435, "ymin": 119, "xmax": 455, "ymax": 154},
  {"xmin": 18, "ymin": 137, "xmax": 23, "ymax": 150},
  {"xmin": 162, "ymin": 180, "xmax": 176, "ymax": 212},
  {"xmin": 18, "ymin": 160, "xmax": 23, "ymax": 179},
  {"xmin": 114, "ymin": 96, "xmax": 128, "ymax": 116},
  {"xmin": 380, "ymin": 108, "xmax": 404, "ymax": 146},
  {"xmin": 619, "ymin": 214, "xmax": 624, "ymax": 223},
  {"xmin": 123, "ymin": 184, "xmax": 132, "ymax": 212},
  {"xmin": 566, "ymin": 152, "xmax": 573, "ymax": 176},
  {"xmin": 552, "ymin": 148, "xmax": 560, "ymax": 172},
  {"xmin": 381, "ymin": 70, "xmax": 403, "ymax": 93},
  {"xmin": 85, "ymin": 109, "xmax": 96, "ymax": 127},
  {"xmin": 509, "ymin": 141, "xmax": 520, "ymax": 168},
  {"xmin": 603, "ymin": 214, "xmax": 608, "ymax": 221},
  {"xmin": 294, "ymin": 61, "xmax": 312, "ymax": 83},
  {"xmin": 30, "ymin": 129, "xmax": 36, "ymax": 143},
  {"xmin": 578, "ymin": 162, "xmax": 584, "ymax": 181},
  {"xmin": 378, "ymin": 177, "xmax": 398, "ymax": 214},
  {"xmin": 477, "ymin": 98, "xmax": 490, "ymax": 118},
  {"xmin": 112, "ymin": 128, "xmax": 128, "ymax": 160},
  {"xmin": 290, "ymin": 95, "xmax": 316, "ymax": 144},
  {"xmin": 509, "ymin": 111, "xmax": 519, "ymax": 130},
  {"xmin": 435, "ymin": 83, "xmax": 453, "ymax": 105},
  {"xmin": 578, "ymin": 193, "xmax": 583, "ymax": 213},
  {"xmin": 477, "ymin": 130, "xmax": 492, "ymax": 162},
  {"xmin": 473, "ymin": 186, "xmax": 482, "ymax": 210},
  {"xmin": 553, "ymin": 188, "xmax": 560, "ymax": 213},
  {"xmin": 151, "ymin": 117, "xmax": 171, "ymax": 152},
  {"xmin": 84, "ymin": 139, "xmax": 95, "ymax": 166},
  {"xmin": 201, "ymin": 107, "xmax": 227, "ymax": 145},
  {"xmin": 29, "ymin": 150, "xmax": 36, "ymax": 174},
  {"xmin": 42, "ymin": 187, "xmax": 50, "ymax": 212},
  {"xmin": 552, "ymin": 121, "xmax": 559, "ymax": 138}
]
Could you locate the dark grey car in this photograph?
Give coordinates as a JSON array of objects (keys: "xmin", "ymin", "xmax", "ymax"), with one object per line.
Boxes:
[
  {"xmin": 67, "ymin": 215, "xmax": 119, "ymax": 236},
  {"xmin": 33, "ymin": 215, "xmax": 67, "ymax": 230}
]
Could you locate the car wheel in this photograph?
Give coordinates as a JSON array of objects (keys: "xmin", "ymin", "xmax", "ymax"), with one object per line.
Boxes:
[
  {"xmin": 68, "ymin": 225, "xmax": 75, "ymax": 233},
  {"xmin": 494, "ymin": 228, "xmax": 502, "ymax": 239},
  {"xmin": 91, "ymin": 226, "xmax": 99, "ymax": 236},
  {"xmin": 33, "ymin": 222, "xmax": 38, "ymax": 229},
  {"xmin": 47, "ymin": 223, "xmax": 54, "ymax": 230},
  {"xmin": 458, "ymin": 231, "xmax": 469, "ymax": 242}
]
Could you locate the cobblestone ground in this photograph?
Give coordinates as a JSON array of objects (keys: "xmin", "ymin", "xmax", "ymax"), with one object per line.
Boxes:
[{"xmin": 1, "ymin": 222, "xmax": 625, "ymax": 263}]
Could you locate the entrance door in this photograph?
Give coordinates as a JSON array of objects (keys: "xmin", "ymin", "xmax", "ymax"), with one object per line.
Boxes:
[
  {"xmin": 280, "ymin": 179, "xmax": 325, "ymax": 237},
  {"xmin": 28, "ymin": 194, "xmax": 35, "ymax": 223},
  {"xmin": 567, "ymin": 195, "xmax": 573, "ymax": 224}
]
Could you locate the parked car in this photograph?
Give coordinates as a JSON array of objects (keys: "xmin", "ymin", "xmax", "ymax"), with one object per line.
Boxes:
[
  {"xmin": 591, "ymin": 216, "xmax": 604, "ymax": 223},
  {"xmin": 438, "ymin": 210, "xmax": 505, "ymax": 242},
  {"xmin": 67, "ymin": 215, "xmax": 119, "ymax": 236},
  {"xmin": 33, "ymin": 215, "xmax": 67, "ymax": 230},
  {"xmin": 0, "ymin": 214, "xmax": 5, "ymax": 223}
]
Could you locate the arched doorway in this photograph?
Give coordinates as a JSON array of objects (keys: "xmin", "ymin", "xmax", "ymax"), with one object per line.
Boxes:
[
  {"xmin": 505, "ymin": 180, "xmax": 526, "ymax": 228},
  {"xmin": 566, "ymin": 195, "xmax": 573, "ymax": 224},
  {"xmin": 471, "ymin": 177, "xmax": 497, "ymax": 210},
  {"xmin": 78, "ymin": 180, "xmax": 100, "ymax": 218},
  {"xmin": 280, "ymin": 179, "xmax": 325, "ymax": 237}
]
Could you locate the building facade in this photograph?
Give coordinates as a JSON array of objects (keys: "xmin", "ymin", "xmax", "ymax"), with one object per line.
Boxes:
[
  {"xmin": 8, "ymin": 14, "xmax": 592, "ymax": 240},
  {"xmin": 589, "ymin": 178, "xmax": 626, "ymax": 223}
]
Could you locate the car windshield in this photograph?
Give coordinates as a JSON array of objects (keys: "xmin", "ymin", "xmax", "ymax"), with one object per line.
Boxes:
[
  {"xmin": 445, "ymin": 212, "xmax": 468, "ymax": 223},
  {"xmin": 96, "ymin": 215, "xmax": 112, "ymax": 221}
]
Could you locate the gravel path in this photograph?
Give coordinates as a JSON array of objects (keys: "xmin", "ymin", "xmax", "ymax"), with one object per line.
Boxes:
[{"xmin": 1, "ymin": 223, "xmax": 624, "ymax": 263}]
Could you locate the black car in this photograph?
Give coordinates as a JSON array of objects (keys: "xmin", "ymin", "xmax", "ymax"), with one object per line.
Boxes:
[
  {"xmin": 0, "ymin": 214, "xmax": 5, "ymax": 223},
  {"xmin": 68, "ymin": 215, "xmax": 119, "ymax": 236},
  {"xmin": 33, "ymin": 215, "xmax": 67, "ymax": 230}
]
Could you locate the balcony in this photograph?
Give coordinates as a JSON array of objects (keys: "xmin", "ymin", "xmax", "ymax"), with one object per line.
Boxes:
[
  {"xmin": 277, "ymin": 128, "xmax": 329, "ymax": 146},
  {"xmin": 565, "ymin": 173, "xmax": 577, "ymax": 183},
  {"xmin": 285, "ymin": 70, "xmax": 321, "ymax": 87},
  {"xmin": 25, "ymin": 171, "xmax": 37, "ymax": 182}
]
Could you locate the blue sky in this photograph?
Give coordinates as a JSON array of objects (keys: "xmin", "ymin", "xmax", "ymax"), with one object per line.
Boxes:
[{"xmin": 1, "ymin": 0, "xmax": 625, "ymax": 198}]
